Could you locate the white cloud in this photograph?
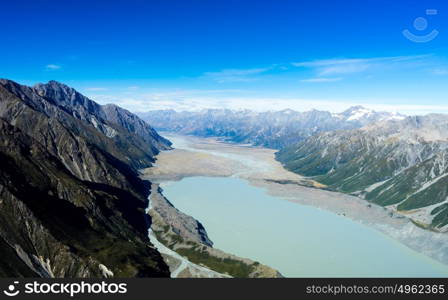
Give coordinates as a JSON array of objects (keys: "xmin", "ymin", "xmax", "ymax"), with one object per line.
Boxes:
[
  {"xmin": 82, "ymin": 54, "xmax": 446, "ymax": 116},
  {"xmin": 300, "ymin": 77, "xmax": 342, "ymax": 83},
  {"xmin": 432, "ymin": 69, "xmax": 448, "ymax": 75},
  {"xmin": 202, "ymin": 67, "xmax": 271, "ymax": 83},
  {"xmin": 294, "ymin": 58, "xmax": 369, "ymax": 68},
  {"xmin": 84, "ymin": 87, "xmax": 108, "ymax": 91},
  {"xmin": 292, "ymin": 55, "xmax": 430, "ymax": 76},
  {"xmin": 197, "ymin": 55, "xmax": 435, "ymax": 84},
  {"xmin": 89, "ymin": 90, "xmax": 448, "ymax": 116},
  {"xmin": 320, "ymin": 63, "xmax": 369, "ymax": 75},
  {"xmin": 45, "ymin": 64, "xmax": 61, "ymax": 70}
]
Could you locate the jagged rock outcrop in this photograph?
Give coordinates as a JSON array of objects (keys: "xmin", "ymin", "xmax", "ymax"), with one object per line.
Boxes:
[
  {"xmin": 150, "ymin": 185, "xmax": 213, "ymax": 247},
  {"xmin": 0, "ymin": 79, "xmax": 171, "ymax": 277},
  {"xmin": 102, "ymin": 103, "xmax": 171, "ymax": 151}
]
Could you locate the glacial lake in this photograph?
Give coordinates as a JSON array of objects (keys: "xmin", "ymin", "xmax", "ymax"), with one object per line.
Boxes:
[{"xmin": 161, "ymin": 176, "xmax": 448, "ymax": 277}]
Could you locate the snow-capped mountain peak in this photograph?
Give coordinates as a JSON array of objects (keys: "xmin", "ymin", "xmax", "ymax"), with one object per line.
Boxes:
[
  {"xmin": 337, "ymin": 106, "xmax": 405, "ymax": 123},
  {"xmin": 344, "ymin": 106, "xmax": 374, "ymax": 121}
]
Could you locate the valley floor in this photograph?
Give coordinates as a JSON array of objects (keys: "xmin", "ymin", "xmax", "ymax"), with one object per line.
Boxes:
[{"xmin": 142, "ymin": 133, "xmax": 448, "ymax": 271}]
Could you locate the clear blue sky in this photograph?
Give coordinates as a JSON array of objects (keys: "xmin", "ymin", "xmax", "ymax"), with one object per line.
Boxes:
[{"xmin": 0, "ymin": 0, "xmax": 447, "ymax": 114}]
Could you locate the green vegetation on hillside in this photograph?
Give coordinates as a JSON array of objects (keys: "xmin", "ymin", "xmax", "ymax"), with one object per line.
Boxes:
[
  {"xmin": 152, "ymin": 220, "xmax": 259, "ymax": 277},
  {"xmin": 276, "ymin": 131, "xmax": 448, "ymax": 230},
  {"xmin": 176, "ymin": 246, "xmax": 258, "ymax": 278}
]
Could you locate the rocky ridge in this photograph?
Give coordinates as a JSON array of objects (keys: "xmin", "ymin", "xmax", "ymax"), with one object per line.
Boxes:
[
  {"xmin": 0, "ymin": 79, "xmax": 171, "ymax": 277},
  {"xmin": 277, "ymin": 115, "xmax": 448, "ymax": 231}
]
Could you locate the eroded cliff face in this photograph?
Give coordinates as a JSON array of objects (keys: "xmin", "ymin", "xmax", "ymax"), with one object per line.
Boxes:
[
  {"xmin": 0, "ymin": 79, "xmax": 171, "ymax": 277},
  {"xmin": 150, "ymin": 185, "xmax": 213, "ymax": 247}
]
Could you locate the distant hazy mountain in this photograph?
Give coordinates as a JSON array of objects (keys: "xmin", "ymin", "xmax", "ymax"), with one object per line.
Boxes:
[
  {"xmin": 0, "ymin": 79, "xmax": 171, "ymax": 277},
  {"xmin": 141, "ymin": 106, "xmax": 404, "ymax": 148},
  {"xmin": 277, "ymin": 115, "xmax": 448, "ymax": 231}
]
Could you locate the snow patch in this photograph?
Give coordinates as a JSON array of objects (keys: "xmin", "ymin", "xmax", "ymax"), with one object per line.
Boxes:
[{"xmin": 347, "ymin": 108, "xmax": 373, "ymax": 121}]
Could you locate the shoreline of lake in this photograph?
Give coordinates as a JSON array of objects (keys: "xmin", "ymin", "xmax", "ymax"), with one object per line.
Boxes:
[{"xmin": 142, "ymin": 133, "xmax": 448, "ymax": 275}]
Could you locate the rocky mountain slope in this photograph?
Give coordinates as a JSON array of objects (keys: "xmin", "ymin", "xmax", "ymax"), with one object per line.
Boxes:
[
  {"xmin": 140, "ymin": 106, "xmax": 403, "ymax": 148},
  {"xmin": 276, "ymin": 115, "xmax": 448, "ymax": 231},
  {"xmin": 0, "ymin": 79, "xmax": 171, "ymax": 277}
]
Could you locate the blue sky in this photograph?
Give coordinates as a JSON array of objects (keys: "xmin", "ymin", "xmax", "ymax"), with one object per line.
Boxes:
[{"xmin": 0, "ymin": 0, "xmax": 447, "ymax": 114}]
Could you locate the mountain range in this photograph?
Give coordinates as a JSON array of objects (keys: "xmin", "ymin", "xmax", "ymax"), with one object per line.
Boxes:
[
  {"xmin": 142, "ymin": 106, "xmax": 448, "ymax": 232},
  {"xmin": 3, "ymin": 77, "xmax": 447, "ymax": 277},
  {"xmin": 140, "ymin": 106, "xmax": 404, "ymax": 148},
  {"xmin": 277, "ymin": 115, "xmax": 448, "ymax": 231},
  {"xmin": 0, "ymin": 79, "xmax": 171, "ymax": 277}
]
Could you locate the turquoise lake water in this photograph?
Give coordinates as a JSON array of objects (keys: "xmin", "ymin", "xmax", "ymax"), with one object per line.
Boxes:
[{"xmin": 162, "ymin": 176, "xmax": 448, "ymax": 277}]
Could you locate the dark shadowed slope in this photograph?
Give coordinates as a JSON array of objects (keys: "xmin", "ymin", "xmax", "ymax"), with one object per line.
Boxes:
[{"xmin": 0, "ymin": 79, "xmax": 171, "ymax": 277}]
